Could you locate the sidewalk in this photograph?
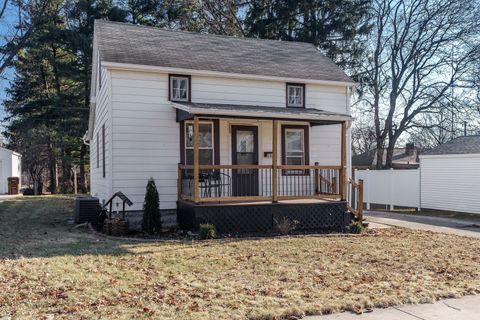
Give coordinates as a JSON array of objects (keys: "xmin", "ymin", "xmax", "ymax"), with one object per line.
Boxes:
[
  {"xmin": 365, "ymin": 210, "xmax": 480, "ymax": 238},
  {"xmin": 306, "ymin": 295, "xmax": 480, "ymax": 319},
  {"xmin": 0, "ymin": 194, "xmax": 21, "ymax": 202}
]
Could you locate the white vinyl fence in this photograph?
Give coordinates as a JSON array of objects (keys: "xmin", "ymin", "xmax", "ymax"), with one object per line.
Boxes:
[{"xmin": 355, "ymin": 168, "xmax": 420, "ymax": 210}]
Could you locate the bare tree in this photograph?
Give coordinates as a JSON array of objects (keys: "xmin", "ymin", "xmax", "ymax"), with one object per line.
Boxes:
[
  {"xmin": 194, "ymin": 0, "xmax": 246, "ymax": 36},
  {"xmin": 357, "ymin": 0, "xmax": 480, "ymax": 168},
  {"xmin": 352, "ymin": 120, "xmax": 377, "ymax": 155}
]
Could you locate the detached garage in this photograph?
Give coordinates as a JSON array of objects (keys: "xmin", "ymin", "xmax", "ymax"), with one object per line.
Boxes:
[
  {"xmin": 0, "ymin": 147, "xmax": 22, "ymax": 194},
  {"xmin": 420, "ymin": 136, "xmax": 480, "ymax": 214}
]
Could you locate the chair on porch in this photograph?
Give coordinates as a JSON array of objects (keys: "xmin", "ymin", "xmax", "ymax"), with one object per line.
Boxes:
[
  {"xmin": 182, "ymin": 170, "xmax": 232, "ymax": 199},
  {"xmin": 199, "ymin": 171, "xmax": 231, "ymax": 198}
]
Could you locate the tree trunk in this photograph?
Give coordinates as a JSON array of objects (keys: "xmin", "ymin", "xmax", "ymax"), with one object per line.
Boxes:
[
  {"xmin": 385, "ymin": 129, "xmax": 403, "ymax": 168},
  {"xmin": 48, "ymin": 142, "xmax": 57, "ymax": 193},
  {"xmin": 60, "ymin": 150, "xmax": 72, "ymax": 193},
  {"xmin": 375, "ymin": 139, "xmax": 384, "ymax": 169},
  {"xmin": 385, "ymin": 140, "xmax": 396, "ymax": 168}
]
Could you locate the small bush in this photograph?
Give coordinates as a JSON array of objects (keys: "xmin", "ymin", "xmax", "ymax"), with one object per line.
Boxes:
[
  {"xmin": 275, "ymin": 217, "xmax": 300, "ymax": 236},
  {"xmin": 142, "ymin": 178, "xmax": 161, "ymax": 235},
  {"xmin": 348, "ymin": 221, "xmax": 364, "ymax": 234},
  {"xmin": 199, "ymin": 223, "xmax": 216, "ymax": 240}
]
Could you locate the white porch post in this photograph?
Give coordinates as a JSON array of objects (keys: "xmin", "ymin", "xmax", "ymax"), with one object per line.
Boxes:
[
  {"xmin": 272, "ymin": 120, "xmax": 278, "ymax": 203},
  {"xmin": 340, "ymin": 121, "xmax": 347, "ymax": 200}
]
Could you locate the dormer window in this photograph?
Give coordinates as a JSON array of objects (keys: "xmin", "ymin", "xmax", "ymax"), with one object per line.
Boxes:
[
  {"xmin": 286, "ymin": 83, "xmax": 305, "ymax": 108},
  {"xmin": 169, "ymin": 75, "xmax": 190, "ymax": 102}
]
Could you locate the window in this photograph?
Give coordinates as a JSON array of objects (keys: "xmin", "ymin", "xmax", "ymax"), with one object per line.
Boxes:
[
  {"xmin": 282, "ymin": 125, "xmax": 309, "ymax": 175},
  {"xmin": 169, "ymin": 75, "xmax": 190, "ymax": 102},
  {"xmin": 185, "ymin": 121, "xmax": 214, "ymax": 165},
  {"xmin": 286, "ymin": 83, "xmax": 305, "ymax": 108}
]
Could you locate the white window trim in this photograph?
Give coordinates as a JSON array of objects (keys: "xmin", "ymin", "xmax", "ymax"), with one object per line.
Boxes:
[
  {"xmin": 185, "ymin": 120, "xmax": 214, "ymax": 165},
  {"xmin": 285, "ymin": 128, "xmax": 305, "ymax": 165},
  {"xmin": 170, "ymin": 76, "xmax": 190, "ymax": 102},
  {"xmin": 287, "ymin": 84, "xmax": 304, "ymax": 108}
]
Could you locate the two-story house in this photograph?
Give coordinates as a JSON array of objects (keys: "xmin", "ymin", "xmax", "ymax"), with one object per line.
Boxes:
[{"xmin": 86, "ymin": 20, "xmax": 358, "ymax": 233}]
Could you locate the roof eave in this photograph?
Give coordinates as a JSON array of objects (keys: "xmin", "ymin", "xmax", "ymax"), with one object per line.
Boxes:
[
  {"xmin": 101, "ymin": 61, "xmax": 356, "ymax": 87},
  {"xmin": 172, "ymin": 102, "xmax": 352, "ymax": 123},
  {"xmin": 420, "ymin": 153, "xmax": 480, "ymax": 158}
]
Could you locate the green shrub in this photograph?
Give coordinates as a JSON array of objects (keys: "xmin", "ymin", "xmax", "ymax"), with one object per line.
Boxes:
[
  {"xmin": 142, "ymin": 178, "xmax": 161, "ymax": 234},
  {"xmin": 199, "ymin": 223, "xmax": 216, "ymax": 240},
  {"xmin": 348, "ymin": 221, "xmax": 364, "ymax": 234}
]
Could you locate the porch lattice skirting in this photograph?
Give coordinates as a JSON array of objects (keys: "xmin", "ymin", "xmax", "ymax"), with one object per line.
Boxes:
[{"xmin": 177, "ymin": 200, "xmax": 352, "ymax": 234}]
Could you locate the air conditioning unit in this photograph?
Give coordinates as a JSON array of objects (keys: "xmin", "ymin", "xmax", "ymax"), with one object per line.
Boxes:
[{"xmin": 74, "ymin": 197, "xmax": 100, "ymax": 224}]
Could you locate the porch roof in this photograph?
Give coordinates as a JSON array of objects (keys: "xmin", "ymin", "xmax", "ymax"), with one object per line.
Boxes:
[{"xmin": 172, "ymin": 102, "xmax": 351, "ymax": 124}]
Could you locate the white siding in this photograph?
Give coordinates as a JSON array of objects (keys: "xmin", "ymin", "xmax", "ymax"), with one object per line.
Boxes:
[
  {"xmin": 0, "ymin": 149, "xmax": 22, "ymax": 194},
  {"xmin": 104, "ymin": 69, "xmax": 349, "ymax": 211},
  {"xmin": 310, "ymin": 125, "xmax": 341, "ymax": 165},
  {"xmin": 90, "ymin": 67, "xmax": 112, "ymax": 205},
  {"xmin": 110, "ymin": 70, "xmax": 179, "ymax": 211},
  {"xmin": 306, "ymin": 84, "xmax": 348, "ymax": 113},
  {"xmin": 191, "ymin": 76, "xmax": 348, "ymax": 113},
  {"xmin": 420, "ymin": 154, "xmax": 480, "ymax": 214},
  {"xmin": 11, "ymin": 153, "xmax": 21, "ymax": 182}
]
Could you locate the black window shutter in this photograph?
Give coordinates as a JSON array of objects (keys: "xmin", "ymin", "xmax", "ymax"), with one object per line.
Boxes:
[
  {"xmin": 102, "ymin": 124, "xmax": 105, "ymax": 178},
  {"xmin": 96, "ymin": 131, "xmax": 99, "ymax": 168}
]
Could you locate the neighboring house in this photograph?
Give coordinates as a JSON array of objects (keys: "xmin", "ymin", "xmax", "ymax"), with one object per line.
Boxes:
[
  {"xmin": 352, "ymin": 143, "xmax": 420, "ymax": 169},
  {"xmin": 0, "ymin": 147, "xmax": 21, "ymax": 194},
  {"xmin": 86, "ymin": 20, "xmax": 357, "ymax": 232},
  {"xmin": 420, "ymin": 135, "xmax": 480, "ymax": 214}
]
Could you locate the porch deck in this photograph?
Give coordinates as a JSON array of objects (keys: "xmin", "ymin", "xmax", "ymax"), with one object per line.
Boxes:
[{"xmin": 177, "ymin": 198, "xmax": 352, "ymax": 234}]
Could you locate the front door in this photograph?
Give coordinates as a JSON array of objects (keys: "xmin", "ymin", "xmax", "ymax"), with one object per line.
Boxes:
[{"xmin": 231, "ymin": 126, "xmax": 259, "ymax": 197}]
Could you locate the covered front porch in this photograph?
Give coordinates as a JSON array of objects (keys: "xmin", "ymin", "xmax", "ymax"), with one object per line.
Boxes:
[{"xmin": 174, "ymin": 102, "xmax": 363, "ymax": 233}]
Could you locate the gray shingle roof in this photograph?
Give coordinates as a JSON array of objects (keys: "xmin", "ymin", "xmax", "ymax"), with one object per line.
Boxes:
[
  {"xmin": 172, "ymin": 102, "xmax": 351, "ymax": 123},
  {"xmin": 352, "ymin": 148, "xmax": 419, "ymax": 166},
  {"xmin": 94, "ymin": 20, "xmax": 353, "ymax": 83},
  {"xmin": 422, "ymin": 136, "xmax": 480, "ymax": 156}
]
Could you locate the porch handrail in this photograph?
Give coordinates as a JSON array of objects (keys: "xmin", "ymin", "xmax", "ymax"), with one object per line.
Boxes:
[
  {"xmin": 348, "ymin": 178, "xmax": 364, "ymax": 222},
  {"xmin": 178, "ymin": 163, "xmax": 343, "ymax": 203},
  {"xmin": 179, "ymin": 164, "xmax": 341, "ymax": 170}
]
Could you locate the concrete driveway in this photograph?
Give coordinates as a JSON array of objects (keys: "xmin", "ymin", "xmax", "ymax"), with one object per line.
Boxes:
[
  {"xmin": 306, "ymin": 295, "xmax": 480, "ymax": 320},
  {"xmin": 365, "ymin": 210, "xmax": 480, "ymax": 238}
]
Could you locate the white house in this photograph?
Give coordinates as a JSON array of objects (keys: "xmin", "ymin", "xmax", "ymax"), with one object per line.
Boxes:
[
  {"xmin": 0, "ymin": 147, "xmax": 21, "ymax": 194},
  {"xmin": 420, "ymin": 135, "xmax": 480, "ymax": 214},
  {"xmin": 86, "ymin": 21, "xmax": 358, "ymax": 232}
]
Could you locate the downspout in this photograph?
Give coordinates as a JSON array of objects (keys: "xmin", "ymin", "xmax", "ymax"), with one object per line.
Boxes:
[{"xmin": 82, "ymin": 132, "xmax": 90, "ymax": 146}]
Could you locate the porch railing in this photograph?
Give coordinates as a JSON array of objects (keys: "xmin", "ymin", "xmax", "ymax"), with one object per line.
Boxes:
[
  {"xmin": 178, "ymin": 164, "xmax": 342, "ymax": 203},
  {"xmin": 347, "ymin": 178, "xmax": 364, "ymax": 221}
]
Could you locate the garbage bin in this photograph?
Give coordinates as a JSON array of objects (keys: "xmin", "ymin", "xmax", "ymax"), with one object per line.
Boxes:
[{"xmin": 7, "ymin": 177, "xmax": 20, "ymax": 195}]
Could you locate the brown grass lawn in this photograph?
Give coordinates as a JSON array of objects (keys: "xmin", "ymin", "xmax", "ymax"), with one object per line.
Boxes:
[{"xmin": 1, "ymin": 197, "xmax": 480, "ymax": 320}]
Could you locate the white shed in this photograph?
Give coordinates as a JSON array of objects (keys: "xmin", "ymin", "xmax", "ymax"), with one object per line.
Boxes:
[
  {"xmin": 420, "ymin": 136, "xmax": 480, "ymax": 214},
  {"xmin": 0, "ymin": 147, "xmax": 22, "ymax": 194}
]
